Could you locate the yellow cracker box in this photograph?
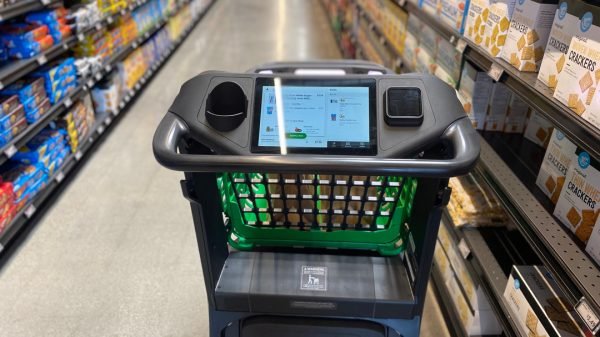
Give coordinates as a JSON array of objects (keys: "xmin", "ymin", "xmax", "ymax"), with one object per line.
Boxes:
[
  {"xmin": 503, "ymin": 94, "xmax": 529, "ymax": 133},
  {"xmin": 539, "ymin": 0, "xmax": 600, "ymax": 88},
  {"xmin": 485, "ymin": 82, "xmax": 512, "ymax": 131},
  {"xmin": 524, "ymin": 110, "xmax": 553, "ymax": 147},
  {"xmin": 553, "ymin": 36, "xmax": 600, "ymax": 119},
  {"xmin": 483, "ymin": 0, "xmax": 518, "ymax": 57},
  {"xmin": 500, "ymin": 0, "xmax": 558, "ymax": 71},
  {"xmin": 464, "ymin": 0, "xmax": 491, "ymax": 47},
  {"xmin": 458, "ymin": 61, "xmax": 494, "ymax": 130},
  {"xmin": 554, "ymin": 150, "xmax": 600, "ymax": 243},
  {"xmin": 536, "ymin": 129, "xmax": 577, "ymax": 204},
  {"xmin": 585, "ymin": 216, "xmax": 600, "ymax": 266}
]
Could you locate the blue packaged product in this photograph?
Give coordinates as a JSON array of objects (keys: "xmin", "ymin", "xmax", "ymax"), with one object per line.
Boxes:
[
  {"xmin": 25, "ymin": 10, "xmax": 58, "ymax": 25},
  {"xmin": 6, "ymin": 34, "xmax": 54, "ymax": 59},
  {"xmin": 31, "ymin": 57, "xmax": 75, "ymax": 84},
  {"xmin": 2, "ymin": 162, "xmax": 45, "ymax": 200},
  {"xmin": 24, "ymin": 97, "xmax": 50, "ymax": 124},
  {"xmin": 0, "ymin": 46, "xmax": 7, "ymax": 63},
  {"xmin": 2, "ymin": 78, "xmax": 45, "ymax": 102},
  {"xmin": 19, "ymin": 172, "xmax": 48, "ymax": 203},
  {"xmin": 12, "ymin": 128, "xmax": 66, "ymax": 164},
  {"xmin": 20, "ymin": 90, "xmax": 46, "ymax": 114},
  {"xmin": 48, "ymin": 80, "xmax": 76, "ymax": 104},
  {"xmin": 0, "ymin": 104, "xmax": 25, "ymax": 132},
  {"xmin": 0, "ymin": 23, "xmax": 48, "ymax": 46},
  {"xmin": 45, "ymin": 71, "xmax": 77, "ymax": 95},
  {"xmin": 0, "ymin": 117, "xmax": 27, "ymax": 147}
]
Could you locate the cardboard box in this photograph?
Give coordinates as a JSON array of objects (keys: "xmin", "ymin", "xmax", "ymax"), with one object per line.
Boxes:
[
  {"xmin": 420, "ymin": 0, "xmax": 441, "ymax": 17},
  {"xmin": 553, "ymin": 36, "xmax": 600, "ymax": 118},
  {"xmin": 403, "ymin": 32, "xmax": 419, "ymax": 70},
  {"xmin": 500, "ymin": 0, "xmax": 558, "ymax": 72},
  {"xmin": 437, "ymin": 36, "xmax": 462, "ymax": 82},
  {"xmin": 420, "ymin": 23, "xmax": 439, "ymax": 55},
  {"xmin": 536, "ymin": 129, "xmax": 577, "ymax": 204},
  {"xmin": 485, "ymin": 82, "xmax": 512, "ymax": 131},
  {"xmin": 503, "ymin": 94, "xmax": 529, "ymax": 133},
  {"xmin": 538, "ymin": 0, "xmax": 600, "ymax": 88},
  {"xmin": 585, "ymin": 215, "xmax": 600, "ymax": 266},
  {"xmin": 483, "ymin": 0, "xmax": 518, "ymax": 57},
  {"xmin": 554, "ymin": 150, "xmax": 600, "ymax": 243},
  {"xmin": 415, "ymin": 47, "xmax": 436, "ymax": 74},
  {"xmin": 504, "ymin": 265, "xmax": 589, "ymax": 337},
  {"xmin": 459, "ymin": 62, "xmax": 494, "ymax": 130},
  {"xmin": 584, "ymin": 78, "xmax": 600, "ymax": 129},
  {"xmin": 382, "ymin": 0, "xmax": 408, "ymax": 55},
  {"xmin": 440, "ymin": 0, "xmax": 470, "ymax": 33},
  {"xmin": 524, "ymin": 110, "xmax": 553, "ymax": 147},
  {"xmin": 464, "ymin": 0, "xmax": 491, "ymax": 47}
]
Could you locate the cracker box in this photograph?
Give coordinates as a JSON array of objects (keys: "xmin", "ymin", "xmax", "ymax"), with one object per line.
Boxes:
[
  {"xmin": 503, "ymin": 94, "xmax": 529, "ymax": 133},
  {"xmin": 538, "ymin": 0, "xmax": 600, "ymax": 88},
  {"xmin": 483, "ymin": 0, "xmax": 518, "ymax": 57},
  {"xmin": 437, "ymin": 36, "xmax": 462, "ymax": 82},
  {"xmin": 485, "ymin": 82, "xmax": 512, "ymax": 131},
  {"xmin": 536, "ymin": 129, "xmax": 577, "ymax": 204},
  {"xmin": 583, "ymin": 76, "xmax": 600, "ymax": 129},
  {"xmin": 440, "ymin": 0, "xmax": 470, "ymax": 33},
  {"xmin": 420, "ymin": 23, "xmax": 439, "ymax": 55},
  {"xmin": 420, "ymin": 0, "xmax": 441, "ymax": 17},
  {"xmin": 415, "ymin": 47, "xmax": 436, "ymax": 74},
  {"xmin": 464, "ymin": 0, "xmax": 491, "ymax": 46},
  {"xmin": 500, "ymin": 0, "xmax": 558, "ymax": 72},
  {"xmin": 524, "ymin": 110, "xmax": 553, "ymax": 147},
  {"xmin": 554, "ymin": 150, "xmax": 600, "ymax": 243},
  {"xmin": 504, "ymin": 265, "xmax": 590, "ymax": 337},
  {"xmin": 553, "ymin": 36, "xmax": 600, "ymax": 119},
  {"xmin": 403, "ymin": 32, "xmax": 419, "ymax": 70},
  {"xmin": 585, "ymin": 215, "xmax": 600, "ymax": 266},
  {"xmin": 459, "ymin": 61, "xmax": 494, "ymax": 130}
]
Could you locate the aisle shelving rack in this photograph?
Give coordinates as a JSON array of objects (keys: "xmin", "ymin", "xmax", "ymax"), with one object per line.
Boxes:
[{"xmin": 0, "ymin": 0, "xmax": 215, "ymax": 255}]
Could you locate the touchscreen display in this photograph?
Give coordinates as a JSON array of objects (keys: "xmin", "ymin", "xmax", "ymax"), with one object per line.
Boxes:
[{"xmin": 256, "ymin": 85, "xmax": 371, "ymax": 149}]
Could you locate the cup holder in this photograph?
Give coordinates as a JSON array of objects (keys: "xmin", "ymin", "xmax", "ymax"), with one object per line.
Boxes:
[{"xmin": 206, "ymin": 82, "xmax": 247, "ymax": 132}]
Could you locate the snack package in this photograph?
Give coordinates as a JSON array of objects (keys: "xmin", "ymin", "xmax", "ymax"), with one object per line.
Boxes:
[
  {"xmin": 535, "ymin": 129, "xmax": 577, "ymax": 204},
  {"xmin": 447, "ymin": 174, "xmax": 508, "ymax": 226},
  {"xmin": 0, "ymin": 95, "xmax": 20, "ymax": 117},
  {"xmin": 586, "ymin": 216, "xmax": 600, "ymax": 265},
  {"xmin": 31, "ymin": 57, "xmax": 76, "ymax": 85},
  {"xmin": 25, "ymin": 97, "xmax": 51, "ymax": 124},
  {"xmin": 7, "ymin": 35, "xmax": 54, "ymax": 59},
  {"xmin": 440, "ymin": 0, "xmax": 470, "ymax": 33},
  {"xmin": 12, "ymin": 128, "xmax": 66, "ymax": 164},
  {"xmin": 485, "ymin": 82, "xmax": 512, "ymax": 131},
  {"xmin": 458, "ymin": 61, "xmax": 494, "ymax": 129},
  {"xmin": 500, "ymin": 0, "xmax": 558, "ymax": 72},
  {"xmin": 0, "ymin": 104, "xmax": 25, "ymax": 132},
  {"xmin": 21, "ymin": 90, "xmax": 47, "ymax": 114},
  {"xmin": 554, "ymin": 150, "xmax": 600, "ymax": 243},
  {"xmin": 538, "ymin": 0, "xmax": 600, "ymax": 88},
  {"xmin": 0, "ymin": 117, "xmax": 27, "ymax": 147},
  {"xmin": 503, "ymin": 95, "xmax": 529, "ymax": 133},
  {"xmin": 2, "ymin": 162, "xmax": 45, "ymax": 200},
  {"xmin": 0, "ymin": 23, "xmax": 48, "ymax": 46},
  {"xmin": 464, "ymin": 0, "xmax": 491, "ymax": 46},
  {"xmin": 523, "ymin": 110, "xmax": 553, "ymax": 147},
  {"xmin": 421, "ymin": 0, "xmax": 441, "ymax": 17},
  {"xmin": 1, "ymin": 77, "xmax": 45, "ymax": 102},
  {"xmin": 482, "ymin": 0, "xmax": 517, "ymax": 57},
  {"xmin": 436, "ymin": 37, "xmax": 462, "ymax": 83}
]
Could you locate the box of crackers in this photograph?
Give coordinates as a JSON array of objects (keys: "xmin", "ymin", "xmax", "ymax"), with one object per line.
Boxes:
[
  {"xmin": 538, "ymin": 0, "xmax": 600, "ymax": 89},
  {"xmin": 535, "ymin": 129, "xmax": 577, "ymax": 204},
  {"xmin": 585, "ymin": 215, "xmax": 600, "ymax": 266},
  {"xmin": 459, "ymin": 61, "xmax": 494, "ymax": 130},
  {"xmin": 440, "ymin": 0, "xmax": 470, "ymax": 34},
  {"xmin": 483, "ymin": 0, "xmax": 518, "ymax": 57},
  {"xmin": 464, "ymin": 0, "xmax": 491, "ymax": 46},
  {"xmin": 500, "ymin": 0, "xmax": 558, "ymax": 72},
  {"xmin": 504, "ymin": 265, "xmax": 590, "ymax": 337},
  {"xmin": 553, "ymin": 35, "xmax": 600, "ymax": 118},
  {"xmin": 503, "ymin": 94, "xmax": 530, "ymax": 133},
  {"xmin": 420, "ymin": 0, "xmax": 441, "ymax": 17},
  {"xmin": 524, "ymin": 110, "xmax": 554, "ymax": 147},
  {"xmin": 554, "ymin": 149, "xmax": 600, "ymax": 243},
  {"xmin": 485, "ymin": 82, "xmax": 512, "ymax": 131}
]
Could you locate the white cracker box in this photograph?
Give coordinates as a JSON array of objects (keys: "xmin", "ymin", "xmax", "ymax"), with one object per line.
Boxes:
[
  {"xmin": 503, "ymin": 94, "xmax": 529, "ymax": 133},
  {"xmin": 420, "ymin": 0, "xmax": 441, "ymax": 17},
  {"xmin": 485, "ymin": 82, "xmax": 512, "ymax": 131},
  {"xmin": 440, "ymin": 0, "xmax": 471, "ymax": 33},
  {"xmin": 404, "ymin": 32, "xmax": 419, "ymax": 70},
  {"xmin": 583, "ymin": 75, "xmax": 600, "ymax": 129},
  {"xmin": 538, "ymin": 0, "xmax": 600, "ymax": 88},
  {"xmin": 524, "ymin": 110, "xmax": 553, "ymax": 147},
  {"xmin": 464, "ymin": 0, "xmax": 491, "ymax": 47},
  {"xmin": 420, "ymin": 23, "xmax": 440, "ymax": 55},
  {"xmin": 585, "ymin": 215, "xmax": 600, "ymax": 266},
  {"xmin": 483, "ymin": 0, "xmax": 518, "ymax": 57},
  {"xmin": 554, "ymin": 150, "xmax": 600, "ymax": 243},
  {"xmin": 437, "ymin": 36, "xmax": 462, "ymax": 82},
  {"xmin": 459, "ymin": 61, "xmax": 494, "ymax": 130},
  {"xmin": 415, "ymin": 47, "xmax": 436, "ymax": 74},
  {"xmin": 535, "ymin": 129, "xmax": 577, "ymax": 204},
  {"xmin": 500, "ymin": 0, "xmax": 558, "ymax": 72},
  {"xmin": 553, "ymin": 36, "xmax": 600, "ymax": 118}
]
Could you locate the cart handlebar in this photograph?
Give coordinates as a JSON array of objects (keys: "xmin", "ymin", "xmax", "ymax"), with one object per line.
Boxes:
[
  {"xmin": 153, "ymin": 112, "xmax": 479, "ymax": 177},
  {"xmin": 248, "ymin": 60, "xmax": 395, "ymax": 75}
]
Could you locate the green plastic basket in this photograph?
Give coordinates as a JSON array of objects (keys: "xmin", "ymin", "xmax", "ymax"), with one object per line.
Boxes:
[{"xmin": 216, "ymin": 173, "xmax": 417, "ymax": 256}]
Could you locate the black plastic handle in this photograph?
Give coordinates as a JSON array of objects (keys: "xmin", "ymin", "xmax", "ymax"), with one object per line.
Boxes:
[
  {"xmin": 248, "ymin": 60, "xmax": 394, "ymax": 75},
  {"xmin": 153, "ymin": 112, "xmax": 480, "ymax": 177}
]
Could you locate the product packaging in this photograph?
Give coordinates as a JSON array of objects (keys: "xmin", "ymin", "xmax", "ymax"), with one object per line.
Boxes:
[
  {"xmin": 464, "ymin": 0, "xmax": 491, "ymax": 47},
  {"xmin": 485, "ymin": 82, "xmax": 512, "ymax": 131},
  {"xmin": 536, "ymin": 129, "xmax": 577, "ymax": 204},
  {"xmin": 440, "ymin": 0, "xmax": 470, "ymax": 33},
  {"xmin": 523, "ymin": 110, "xmax": 553, "ymax": 147},
  {"xmin": 458, "ymin": 61, "xmax": 494, "ymax": 129},
  {"xmin": 503, "ymin": 94, "xmax": 529, "ymax": 133},
  {"xmin": 482, "ymin": 0, "xmax": 517, "ymax": 57}
]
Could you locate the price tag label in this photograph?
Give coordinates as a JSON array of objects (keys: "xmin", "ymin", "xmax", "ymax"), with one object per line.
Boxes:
[
  {"xmin": 55, "ymin": 171, "xmax": 65, "ymax": 183},
  {"xmin": 458, "ymin": 238, "xmax": 471, "ymax": 259},
  {"xmin": 87, "ymin": 79, "xmax": 95, "ymax": 88},
  {"xmin": 0, "ymin": 81, "xmax": 4, "ymax": 90},
  {"xmin": 105, "ymin": 65, "xmax": 112, "ymax": 73},
  {"xmin": 41, "ymin": 0, "xmax": 51, "ymax": 5},
  {"xmin": 488, "ymin": 63, "xmax": 504, "ymax": 82},
  {"xmin": 125, "ymin": 95, "xmax": 131, "ymax": 103},
  {"xmin": 97, "ymin": 125, "xmax": 105, "ymax": 135},
  {"xmin": 132, "ymin": 41, "xmax": 139, "ymax": 49},
  {"xmin": 95, "ymin": 72, "xmax": 103, "ymax": 81},
  {"xmin": 135, "ymin": 83, "xmax": 141, "ymax": 91},
  {"xmin": 75, "ymin": 151, "xmax": 83, "ymax": 161},
  {"xmin": 105, "ymin": 117, "xmax": 112, "ymax": 125},
  {"xmin": 78, "ymin": 33, "xmax": 85, "ymax": 41},
  {"xmin": 64, "ymin": 97, "xmax": 73, "ymax": 108},
  {"xmin": 119, "ymin": 101, "xmax": 125, "ymax": 109},
  {"xmin": 24, "ymin": 205, "xmax": 36, "ymax": 218},
  {"xmin": 95, "ymin": 22, "xmax": 103, "ymax": 31},
  {"xmin": 397, "ymin": 0, "xmax": 407, "ymax": 6},
  {"xmin": 63, "ymin": 43, "xmax": 69, "ymax": 50},
  {"xmin": 145, "ymin": 32, "xmax": 150, "ymax": 39},
  {"xmin": 576, "ymin": 299, "xmax": 600, "ymax": 334},
  {"xmin": 107, "ymin": 16, "xmax": 114, "ymax": 24},
  {"xmin": 455, "ymin": 39, "xmax": 468, "ymax": 54},
  {"xmin": 120, "ymin": 9, "xmax": 127, "ymax": 16},
  {"xmin": 4, "ymin": 144, "xmax": 17, "ymax": 158},
  {"xmin": 37, "ymin": 55, "xmax": 47, "ymax": 65}
]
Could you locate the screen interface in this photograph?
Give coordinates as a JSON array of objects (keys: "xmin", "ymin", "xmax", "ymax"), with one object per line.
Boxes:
[{"xmin": 256, "ymin": 85, "xmax": 371, "ymax": 149}]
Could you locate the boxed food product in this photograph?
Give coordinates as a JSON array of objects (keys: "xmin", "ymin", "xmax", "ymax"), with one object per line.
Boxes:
[
  {"xmin": 500, "ymin": 0, "xmax": 558, "ymax": 72},
  {"xmin": 554, "ymin": 150, "xmax": 600, "ymax": 243},
  {"xmin": 2, "ymin": 162, "xmax": 45, "ymax": 200},
  {"xmin": 0, "ymin": 181, "xmax": 14, "ymax": 213},
  {"xmin": 440, "ymin": 0, "xmax": 470, "ymax": 33},
  {"xmin": 0, "ymin": 117, "xmax": 27, "ymax": 147},
  {"xmin": 523, "ymin": 110, "xmax": 553, "ymax": 147},
  {"xmin": 458, "ymin": 61, "xmax": 494, "ymax": 130},
  {"xmin": 421, "ymin": 0, "xmax": 441, "ymax": 17},
  {"xmin": 0, "ymin": 104, "xmax": 24, "ymax": 132},
  {"xmin": 437, "ymin": 37, "xmax": 462, "ymax": 83},
  {"xmin": 504, "ymin": 265, "xmax": 590, "ymax": 337},
  {"xmin": 0, "ymin": 95, "xmax": 20, "ymax": 117},
  {"xmin": 586, "ymin": 215, "xmax": 600, "ymax": 265},
  {"xmin": 538, "ymin": 0, "xmax": 600, "ymax": 88},
  {"xmin": 2, "ymin": 77, "xmax": 45, "ymax": 102},
  {"xmin": 535, "ymin": 129, "xmax": 577, "ymax": 204},
  {"xmin": 25, "ymin": 97, "xmax": 51, "ymax": 124},
  {"xmin": 0, "ymin": 204, "xmax": 16, "ymax": 234},
  {"xmin": 553, "ymin": 36, "xmax": 600, "ymax": 118},
  {"xmin": 448, "ymin": 175, "xmax": 508, "ymax": 226},
  {"xmin": 416, "ymin": 47, "xmax": 437, "ymax": 74},
  {"xmin": 21, "ymin": 90, "xmax": 47, "ymax": 114},
  {"xmin": 485, "ymin": 82, "xmax": 512, "ymax": 131},
  {"xmin": 31, "ymin": 57, "xmax": 76, "ymax": 86},
  {"xmin": 482, "ymin": 0, "xmax": 517, "ymax": 57},
  {"xmin": 464, "ymin": 0, "xmax": 490, "ymax": 46},
  {"xmin": 0, "ymin": 23, "xmax": 48, "ymax": 46},
  {"xmin": 13, "ymin": 128, "xmax": 66, "ymax": 164},
  {"xmin": 382, "ymin": 0, "xmax": 408, "ymax": 54},
  {"xmin": 7, "ymin": 34, "xmax": 54, "ymax": 59},
  {"xmin": 503, "ymin": 95, "xmax": 529, "ymax": 133},
  {"xmin": 403, "ymin": 32, "xmax": 419, "ymax": 70}
]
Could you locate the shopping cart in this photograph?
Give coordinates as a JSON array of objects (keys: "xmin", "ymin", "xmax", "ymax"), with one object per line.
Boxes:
[{"xmin": 153, "ymin": 60, "xmax": 479, "ymax": 337}]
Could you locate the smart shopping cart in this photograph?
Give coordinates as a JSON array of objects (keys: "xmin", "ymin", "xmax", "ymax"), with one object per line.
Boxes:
[{"xmin": 153, "ymin": 60, "xmax": 479, "ymax": 337}]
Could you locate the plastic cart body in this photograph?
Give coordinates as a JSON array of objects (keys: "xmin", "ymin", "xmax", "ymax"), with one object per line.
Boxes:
[{"xmin": 153, "ymin": 60, "xmax": 479, "ymax": 337}]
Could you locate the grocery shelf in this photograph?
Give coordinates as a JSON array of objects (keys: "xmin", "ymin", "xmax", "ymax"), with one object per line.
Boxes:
[
  {"xmin": 0, "ymin": 0, "xmax": 61, "ymax": 22},
  {"xmin": 476, "ymin": 137, "xmax": 600, "ymax": 316},
  {"xmin": 0, "ymin": 0, "xmax": 215, "ymax": 254},
  {"xmin": 355, "ymin": 5, "xmax": 403, "ymax": 70},
  {"xmin": 430, "ymin": 264, "xmax": 469, "ymax": 337}
]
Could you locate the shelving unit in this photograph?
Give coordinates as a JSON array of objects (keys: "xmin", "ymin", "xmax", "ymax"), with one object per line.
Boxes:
[
  {"xmin": 0, "ymin": 0, "xmax": 62, "ymax": 22},
  {"xmin": 0, "ymin": 0, "xmax": 215, "ymax": 254}
]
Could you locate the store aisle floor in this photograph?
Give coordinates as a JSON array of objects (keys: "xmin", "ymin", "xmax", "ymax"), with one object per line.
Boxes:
[{"xmin": 0, "ymin": 1, "xmax": 451, "ymax": 336}]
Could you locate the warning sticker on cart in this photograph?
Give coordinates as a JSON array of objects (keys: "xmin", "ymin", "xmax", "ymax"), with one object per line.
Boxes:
[{"xmin": 300, "ymin": 266, "xmax": 327, "ymax": 291}]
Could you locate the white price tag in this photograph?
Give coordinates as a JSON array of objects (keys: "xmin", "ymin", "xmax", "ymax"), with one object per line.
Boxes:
[
  {"xmin": 24, "ymin": 205, "xmax": 36, "ymax": 218},
  {"xmin": 458, "ymin": 238, "xmax": 471, "ymax": 259},
  {"xmin": 145, "ymin": 32, "xmax": 150, "ymax": 39},
  {"xmin": 455, "ymin": 39, "xmax": 468, "ymax": 54},
  {"xmin": 95, "ymin": 22, "xmax": 103, "ymax": 31},
  {"xmin": 135, "ymin": 83, "xmax": 141, "ymax": 91},
  {"xmin": 55, "ymin": 171, "xmax": 65, "ymax": 183},
  {"xmin": 488, "ymin": 63, "xmax": 504, "ymax": 82},
  {"xmin": 62, "ymin": 43, "xmax": 69, "ymax": 50},
  {"xmin": 120, "ymin": 9, "xmax": 127, "ymax": 16},
  {"xmin": 97, "ymin": 125, "xmax": 105, "ymax": 135},
  {"xmin": 107, "ymin": 16, "xmax": 114, "ymax": 24},
  {"xmin": 105, "ymin": 117, "xmax": 112, "ymax": 125},
  {"xmin": 87, "ymin": 79, "xmax": 94, "ymax": 88},
  {"xmin": 125, "ymin": 95, "xmax": 131, "ymax": 103},
  {"xmin": 119, "ymin": 101, "xmax": 125, "ymax": 109},
  {"xmin": 95, "ymin": 72, "xmax": 103, "ymax": 81},
  {"xmin": 0, "ymin": 81, "xmax": 4, "ymax": 90},
  {"xmin": 132, "ymin": 41, "xmax": 139, "ymax": 49},
  {"xmin": 37, "ymin": 55, "xmax": 47, "ymax": 65},
  {"xmin": 64, "ymin": 97, "xmax": 73, "ymax": 108},
  {"xmin": 397, "ymin": 0, "xmax": 407, "ymax": 6},
  {"xmin": 105, "ymin": 64, "xmax": 112, "ymax": 73},
  {"xmin": 78, "ymin": 33, "xmax": 85, "ymax": 41},
  {"xmin": 449, "ymin": 35, "xmax": 456, "ymax": 44},
  {"xmin": 75, "ymin": 151, "xmax": 83, "ymax": 161},
  {"xmin": 41, "ymin": 0, "xmax": 51, "ymax": 5},
  {"xmin": 576, "ymin": 299, "xmax": 600, "ymax": 334},
  {"xmin": 4, "ymin": 144, "xmax": 17, "ymax": 158}
]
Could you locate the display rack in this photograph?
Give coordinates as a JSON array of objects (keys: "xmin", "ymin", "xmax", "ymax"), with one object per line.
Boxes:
[
  {"xmin": 0, "ymin": 0, "xmax": 62, "ymax": 22},
  {"xmin": 0, "ymin": 0, "xmax": 215, "ymax": 254}
]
